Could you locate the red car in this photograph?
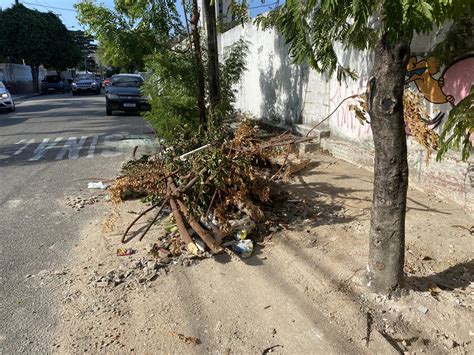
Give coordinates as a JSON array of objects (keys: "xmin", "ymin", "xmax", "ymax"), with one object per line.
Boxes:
[{"xmin": 102, "ymin": 78, "xmax": 110, "ymax": 89}]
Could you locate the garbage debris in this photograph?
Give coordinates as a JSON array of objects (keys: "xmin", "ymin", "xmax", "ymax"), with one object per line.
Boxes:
[
  {"xmin": 88, "ymin": 181, "xmax": 108, "ymax": 189},
  {"xmin": 107, "ymin": 122, "xmax": 317, "ymax": 264},
  {"xmin": 231, "ymin": 239, "xmax": 254, "ymax": 258},
  {"xmin": 116, "ymin": 247, "xmax": 135, "ymax": 256}
]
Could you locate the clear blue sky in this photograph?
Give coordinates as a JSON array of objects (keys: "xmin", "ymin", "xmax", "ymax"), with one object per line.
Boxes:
[{"xmin": 0, "ymin": 0, "xmax": 279, "ymax": 30}]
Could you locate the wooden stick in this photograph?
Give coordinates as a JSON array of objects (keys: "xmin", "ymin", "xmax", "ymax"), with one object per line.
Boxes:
[
  {"xmin": 270, "ymin": 143, "xmax": 291, "ymax": 181},
  {"xmin": 168, "ymin": 180, "xmax": 222, "ymax": 253},
  {"xmin": 176, "ymin": 198, "xmax": 222, "ymax": 253},
  {"xmin": 139, "ymin": 201, "xmax": 167, "ymax": 242},
  {"xmin": 121, "ymin": 203, "xmax": 160, "ymax": 243},
  {"xmin": 167, "ymin": 179, "xmax": 199, "ymax": 255}
]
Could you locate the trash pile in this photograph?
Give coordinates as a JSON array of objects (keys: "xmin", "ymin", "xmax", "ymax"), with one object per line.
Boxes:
[{"xmin": 107, "ymin": 122, "xmax": 315, "ymax": 261}]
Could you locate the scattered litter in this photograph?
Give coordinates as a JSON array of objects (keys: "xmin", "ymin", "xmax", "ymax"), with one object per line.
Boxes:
[
  {"xmin": 116, "ymin": 248, "xmax": 135, "ymax": 256},
  {"xmin": 231, "ymin": 239, "xmax": 254, "ymax": 258},
  {"xmin": 169, "ymin": 332, "xmax": 201, "ymax": 345},
  {"xmin": 195, "ymin": 239, "xmax": 206, "ymax": 252},
  {"xmin": 88, "ymin": 181, "xmax": 108, "ymax": 189}
]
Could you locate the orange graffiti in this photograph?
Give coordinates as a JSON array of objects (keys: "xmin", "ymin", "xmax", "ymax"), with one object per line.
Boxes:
[{"xmin": 405, "ymin": 56, "xmax": 455, "ymax": 104}]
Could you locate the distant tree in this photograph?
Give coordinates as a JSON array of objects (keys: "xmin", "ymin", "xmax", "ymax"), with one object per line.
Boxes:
[
  {"xmin": 44, "ymin": 13, "xmax": 83, "ymax": 72},
  {"xmin": 71, "ymin": 30, "xmax": 98, "ymax": 72},
  {"xmin": 0, "ymin": 4, "xmax": 83, "ymax": 91}
]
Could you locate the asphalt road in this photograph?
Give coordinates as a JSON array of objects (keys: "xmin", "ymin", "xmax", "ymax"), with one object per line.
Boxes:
[{"xmin": 0, "ymin": 93, "xmax": 156, "ymax": 353}]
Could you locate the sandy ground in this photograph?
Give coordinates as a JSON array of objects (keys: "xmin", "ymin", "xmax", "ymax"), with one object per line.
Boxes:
[{"xmin": 51, "ymin": 152, "xmax": 473, "ymax": 354}]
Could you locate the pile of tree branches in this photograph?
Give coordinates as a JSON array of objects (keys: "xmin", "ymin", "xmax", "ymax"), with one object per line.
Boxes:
[{"xmin": 108, "ymin": 122, "xmax": 315, "ymax": 255}]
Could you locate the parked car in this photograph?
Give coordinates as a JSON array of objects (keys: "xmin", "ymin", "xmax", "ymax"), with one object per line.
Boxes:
[
  {"xmin": 40, "ymin": 74, "xmax": 69, "ymax": 94},
  {"xmin": 71, "ymin": 73, "xmax": 101, "ymax": 95},
  {"xmin": 105, "ymin": 74, "xmax": 150, "ymax": 115},
  {"xmin": 0, "ymin": 81, "xmax": 15, "ymax": 112},
  {"xmin": 102, "ymin": 78, "xmax": 110, "ymax": 89}
]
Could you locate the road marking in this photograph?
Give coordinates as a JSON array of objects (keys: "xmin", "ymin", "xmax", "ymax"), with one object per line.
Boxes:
[
  {"xmin": 13, "ymin": 139, "xmax": 35, "ymax": 155},
  {"xmin": 29, "ymin": 137, "xmax": 63, "ymax": 161},
  {"xmin": 102, "ymin": 134, "xmax": 126, "ymax": 158},
  {"xmin": 9, "ymin": 133, "xmax": 158, "ymax": 161},
  {"xmin": 55, "ymin": 136, "xmax": 88, "ymax": 160},
  {"xmin": 86, "ymin": 135, "xmax": 100, "ymax": 158}
]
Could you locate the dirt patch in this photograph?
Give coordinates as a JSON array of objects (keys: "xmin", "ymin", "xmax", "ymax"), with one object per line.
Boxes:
[{"xmin": 55, "ymin": 152, "xmax": 473, "ymax": 353}]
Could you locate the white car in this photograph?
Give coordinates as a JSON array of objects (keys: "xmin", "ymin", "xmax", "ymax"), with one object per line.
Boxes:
[{"xmin": 0, "ymin": 82, "xmax": 15, "ymax": 112}]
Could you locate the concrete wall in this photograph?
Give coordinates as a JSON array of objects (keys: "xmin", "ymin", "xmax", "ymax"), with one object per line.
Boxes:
[
  {"xmin": 219, "ymin": 22, "xmax": 330, "ymax": 126},
  {"xmin": 218, "ymin": 23, "xmax": 474, "ymax": 210}
]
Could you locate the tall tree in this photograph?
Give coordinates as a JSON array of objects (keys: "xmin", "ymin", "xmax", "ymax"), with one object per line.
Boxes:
[
  {"xmin": 257, "ymin": 0, "xmax": 471, "ymax": 293},
  {"xmin": 0, "ymin": 4, "xmax": 80, "ymax": 91}
]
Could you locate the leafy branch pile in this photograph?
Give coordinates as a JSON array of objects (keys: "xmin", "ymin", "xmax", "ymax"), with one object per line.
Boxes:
[{"xmin": 108, "ymin": 122, "xmax": 313, "ymax": 257}]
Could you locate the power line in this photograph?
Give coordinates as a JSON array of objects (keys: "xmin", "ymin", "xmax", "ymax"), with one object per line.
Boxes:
[
  {"xmin": 22, "ymin": 1, "xmax": 77, "ymax": 12},
  {"xmin": 249, "ymin": 1, "xmax": 279, "ymax": 10}
]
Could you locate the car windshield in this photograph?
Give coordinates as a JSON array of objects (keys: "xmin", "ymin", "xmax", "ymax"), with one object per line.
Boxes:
[
  {"xmin": 44, "ymin": 75, "xmax": 61, "ymax": 83},
  {"xmin": 111, "ymin": 76, "xmax": 143, "ymax": 87},
  {"xmin": 76, "ymin": 74, "xmax": 95, "ymax": 81}
]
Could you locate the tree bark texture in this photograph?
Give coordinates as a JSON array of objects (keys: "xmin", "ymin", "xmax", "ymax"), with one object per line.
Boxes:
[
  {"xmin": 366, "ymin": 36, "xmax": 410, "ymax": 294},
  {"xmin": 190, "ymin": 0, "xmax": 207, "ymax": 128},
  {"xmin": 203, "ymin": 0, "xmax": 221, "ymax": 108}
]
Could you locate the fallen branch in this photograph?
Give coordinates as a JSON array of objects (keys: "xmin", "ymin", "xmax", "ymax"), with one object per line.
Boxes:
[
  {"xmin": 121, "ymin": 203, "xmax": 160, "ymax": 243},
  {"xmin": 168, "ymin": 179, "xmax": 199, "ymax": 254},
  {"xmin": 139, "ymin": 200, "xmax": 168, "ymax": 242},
  {"xmin": 176, "ymin": 198, "xmax": 223, "ymax": 253},
  {"xmin": 168, "ymin": 180, "xmax": 222, "ymax": 253},
  {"xmin": 270, "ymin": 143, "xmax": 291, "ymax": 181}
]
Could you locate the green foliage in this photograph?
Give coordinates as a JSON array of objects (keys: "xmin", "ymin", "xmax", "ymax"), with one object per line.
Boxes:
[
  {"xmin": 143, "ymin": 39, "xmax": 249, "ymax": 143},
  {"xmin": 255, "ymin": 0, "xmax": 471, "ymax": 83},
  {"xmin": 431, "ymin": 17, "xmax": 474, "ymax": 66},
  {"xmin": 437, "ymin": 86, "xmax": 474, "ymax": 162},
  {"xmin": 76, "ymin": 0, "xmax": 182, "ymax": 72},
  {"xmin": 142, "ymin": 50, "xmax": 200, "ymax": 141},
  {"xmin": 0, "ymin": 4, "xmax": 81, "ymax": 70},
  {"xmin": 213, "ymin": 39, "xmax": 250, "ymax": 127}
]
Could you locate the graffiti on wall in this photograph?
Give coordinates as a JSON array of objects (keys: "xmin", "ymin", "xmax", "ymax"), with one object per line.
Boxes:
[
  {"xmin": 330, "ymin": 55, "xmax": 473, "ymax": 141},
  {"xmin": 405, "ymin": 55, "xmax": 474, "ymax": 128},
  {"xmin": 331, "ymin": 75, "xmax": 372, "ymax": 139}
]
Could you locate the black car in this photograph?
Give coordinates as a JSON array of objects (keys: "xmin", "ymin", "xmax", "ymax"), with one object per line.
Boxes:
[
  {"xmin": 105, "ymin": 74, "xmax": 150, "ymax": 115},
  {"xmin": 41, "ymin": 74, "xmax": 69, "ymax": 94}
]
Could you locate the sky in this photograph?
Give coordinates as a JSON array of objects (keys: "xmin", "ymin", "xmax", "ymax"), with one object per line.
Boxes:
[{"xmin": 0, "ymin": 0, "xmax": 279, "ymax": 31}]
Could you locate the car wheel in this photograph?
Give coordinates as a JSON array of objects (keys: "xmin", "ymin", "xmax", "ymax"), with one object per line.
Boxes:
[
  {"xmin": 9, "ymin": 103, "xmax": 15, "ymax": 112},
  {"xmin": 106, "ymin": 107, "xmax": 112, "ymax": 116}
]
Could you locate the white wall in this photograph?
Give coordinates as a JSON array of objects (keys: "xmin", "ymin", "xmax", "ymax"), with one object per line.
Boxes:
[{"xmin": 219, "ymin": 22, "xmax": 331, "ymax": 126}]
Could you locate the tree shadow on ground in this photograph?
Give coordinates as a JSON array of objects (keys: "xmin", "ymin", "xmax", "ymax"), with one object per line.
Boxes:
[{"xmin": 407, "ymin": 259, "xmax": 473, "ymax": 292}]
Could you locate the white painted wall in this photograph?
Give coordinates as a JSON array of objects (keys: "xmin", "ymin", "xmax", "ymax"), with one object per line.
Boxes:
[{"xmin": 219, "ymin": 22, "xmax": 330, "ymax": 126}]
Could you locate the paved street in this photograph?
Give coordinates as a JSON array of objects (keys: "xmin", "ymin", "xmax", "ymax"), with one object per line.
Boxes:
[{"xmin": 0, "ymin": 93, "xmax": 156, "ymax": 352}]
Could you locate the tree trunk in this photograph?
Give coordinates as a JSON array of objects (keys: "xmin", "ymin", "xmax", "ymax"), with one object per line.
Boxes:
[
  {"xmin": 190, "ymin": 0, "xmax": 207, "ymax": 129},
  {"xmin": 31, "ymin": 65, "xmax": 39, "ymax": 93},
  {"xmin": 203, "ymin": 0, "xmax": 221, "ymax": 109},
  {"xmin": 366, "ymin": 36, "xmax": 410, "ymax": 294}
]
